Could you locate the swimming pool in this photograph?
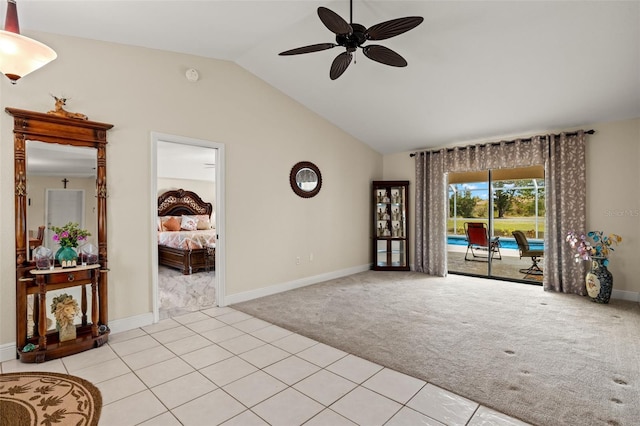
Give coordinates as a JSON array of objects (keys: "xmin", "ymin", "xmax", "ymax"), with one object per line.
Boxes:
[{"xmin": 447, "ymin": 235, "xmax": 544, "ymax": 251}]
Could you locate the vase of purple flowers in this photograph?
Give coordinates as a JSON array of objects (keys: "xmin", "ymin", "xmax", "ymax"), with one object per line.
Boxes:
[{"xmin": 50, "ymin": 222, "xmax": 91, "ymax": 268}]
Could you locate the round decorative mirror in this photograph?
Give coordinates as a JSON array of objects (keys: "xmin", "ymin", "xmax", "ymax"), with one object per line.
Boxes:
[{"xmin": 290, "ymin": 161, "xmax": 322, "ymax": 198}]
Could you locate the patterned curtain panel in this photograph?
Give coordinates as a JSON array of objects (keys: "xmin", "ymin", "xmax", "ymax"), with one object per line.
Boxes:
[
  {"xmin": 414, "ymin": 132, "xmax": 588, "ymax": 295},
  {"xmin": 444, "ymin": 138, "xmax": 546, "ymax": 172},
  {"xmin": 415, "ymin": 150, "xmax": 447, "ymax": 275},
  {"xmin": 544, "ymin": 132, "xmax": 588, "ymax": 294}
]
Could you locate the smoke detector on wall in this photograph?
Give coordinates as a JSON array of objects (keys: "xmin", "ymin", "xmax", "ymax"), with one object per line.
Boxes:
[{"xmin": 185, "ymin": 68, "xmax": 199, "ymax": 82}]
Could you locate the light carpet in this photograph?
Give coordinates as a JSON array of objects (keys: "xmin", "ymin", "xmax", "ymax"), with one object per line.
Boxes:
[
  {"xmin": 0, "ymin": 371, "xmax": 102, "ymax": 426},
  {"xmin": 232, "ymin": 271, "xmax": 640, "ymax": 426}
]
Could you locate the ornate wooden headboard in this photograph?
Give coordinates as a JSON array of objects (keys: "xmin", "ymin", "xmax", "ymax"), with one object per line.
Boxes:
[{"xmin": 158, "ymin": 189, "xmax": 213, "ymax": 217}]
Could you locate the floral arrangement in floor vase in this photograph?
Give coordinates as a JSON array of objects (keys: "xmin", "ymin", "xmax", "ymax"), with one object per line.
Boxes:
[
  {"xmin": 566, "ymin": 231, "xmax": 622, "ymax": 303},
  {"xmin": 51, "ymin": 293, "xmax": 80, "ymax": 341}
]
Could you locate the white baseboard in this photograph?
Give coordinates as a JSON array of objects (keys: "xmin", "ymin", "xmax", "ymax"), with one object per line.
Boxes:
[
  {"xmin": 0, "ymin": 342, "xmax": 16, "ymax": 363},
  {"xmin": 224, "ymin": 264, "xmax": 371, "ymax": 306},
  {"xmin": 612, "ymin": 288, "xmax": 640, "ymax": 302},
  {"xmin": 108, "ymin": 312, "xmax": 155, "ymax": 334}
]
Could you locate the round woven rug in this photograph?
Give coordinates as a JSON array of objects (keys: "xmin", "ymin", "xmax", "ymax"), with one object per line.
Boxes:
[{"xmin": 0, "ymin": 371, "xmax": 102, "ymax": 426}]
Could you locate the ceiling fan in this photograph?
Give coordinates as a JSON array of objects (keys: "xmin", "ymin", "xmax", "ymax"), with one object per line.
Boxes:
[{"xmin": 279, "ymin": 0, "xmax": 423, "ymax": 80}]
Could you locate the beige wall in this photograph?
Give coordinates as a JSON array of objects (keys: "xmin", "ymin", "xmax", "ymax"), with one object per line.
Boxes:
[
  {"xmin": 584, "ymin": 118, "xmax": 639, "ymax": 294},
  {"xmin": 382, "ymin": 117, "xmax": 640, "ymax": 295},
  {"xmin": 0, "ymin": 33, "xmax": 381, "ymax": 349}
]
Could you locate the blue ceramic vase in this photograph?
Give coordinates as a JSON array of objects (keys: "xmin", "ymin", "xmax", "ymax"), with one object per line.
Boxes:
[
  {"xmin": 585, "ymin": 257, "xmax": 613, "ymax": 304},
  {"xmin": 56, "ymin": 246, "xmax": 78, "ymax": 268}
]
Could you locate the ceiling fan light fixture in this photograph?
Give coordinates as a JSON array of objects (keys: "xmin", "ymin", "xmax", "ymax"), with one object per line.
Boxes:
[
  {"xmin": 0, "ymin": 0, "xmax": 57, "ymax": 84},
  {"xmin": 279, "ymin": 0, "xmax": 422, "ymax": 80}
]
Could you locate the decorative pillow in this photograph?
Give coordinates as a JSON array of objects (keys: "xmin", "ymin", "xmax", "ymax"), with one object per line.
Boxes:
[
  {"xmin": 163, "ymin": 216, "xmax": 181, "ymax": 232},
  {"xmin": 196, "ymin": 215, "xmax": 212, "ymax": 230},
  {"xmin": 181, "ymin": 215, "xmax": 198, "ymax": 231}
]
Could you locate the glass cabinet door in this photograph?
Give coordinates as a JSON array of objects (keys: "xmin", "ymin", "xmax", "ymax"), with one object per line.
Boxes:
[{"xmin": 373, "ymin": 181, "xmax": 409, "ymax": 271}]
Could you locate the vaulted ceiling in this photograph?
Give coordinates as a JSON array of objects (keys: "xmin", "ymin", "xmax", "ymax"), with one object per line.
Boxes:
[{"xmin": 14, "ymin": 1, "xmax": 640, "ymax": 154}]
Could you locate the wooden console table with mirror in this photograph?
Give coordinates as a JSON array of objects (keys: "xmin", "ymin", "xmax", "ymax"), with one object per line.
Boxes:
[{"xmin": 7, "ymin": 107, "xmax": 113, "ymax": 363}]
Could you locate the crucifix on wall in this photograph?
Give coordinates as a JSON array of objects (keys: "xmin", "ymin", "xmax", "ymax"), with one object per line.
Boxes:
[{"xmin": 62, "ymin": 178, "xmax": 69, "ymax": 189}]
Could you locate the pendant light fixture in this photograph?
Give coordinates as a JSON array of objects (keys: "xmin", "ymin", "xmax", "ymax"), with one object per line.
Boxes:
[{"xmin": 0, "ymin": 0, "xmax": 56, "ymax": 83}]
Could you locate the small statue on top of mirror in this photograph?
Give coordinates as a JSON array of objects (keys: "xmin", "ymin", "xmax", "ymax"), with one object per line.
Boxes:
[{"xmin": 47, "ymin": 95, "xmax": 88, "ymax": 120}]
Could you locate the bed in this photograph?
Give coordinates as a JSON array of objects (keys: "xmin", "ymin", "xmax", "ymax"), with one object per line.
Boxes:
[{"xmin": 157, "ymin": 189, "xmax": 216, "ymax": 275}]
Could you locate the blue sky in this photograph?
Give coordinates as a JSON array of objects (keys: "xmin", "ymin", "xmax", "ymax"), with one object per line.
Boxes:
[
  {"xmin": 449, "ymin": 181, "xmax": 538, "ymax": 200},
  {"xmin": 449, "ymin": 182, "xmax": 490, "ymax": 200}
]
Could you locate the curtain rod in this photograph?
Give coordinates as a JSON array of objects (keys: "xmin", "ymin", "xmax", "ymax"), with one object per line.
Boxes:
[{"xmin": 409, "ymin": 129, "xmax": 595, "ymax": 157}]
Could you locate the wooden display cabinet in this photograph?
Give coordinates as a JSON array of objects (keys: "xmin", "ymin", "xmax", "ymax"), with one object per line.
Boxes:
[{"xmin": 373, "ymin": 181, "xmax": 409, "ymax": 271}]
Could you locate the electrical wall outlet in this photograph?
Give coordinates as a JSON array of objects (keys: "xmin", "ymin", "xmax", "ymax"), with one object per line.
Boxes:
[{"xmin": 295, "ymin": 256, "xmax": 301, "ymax": 265}]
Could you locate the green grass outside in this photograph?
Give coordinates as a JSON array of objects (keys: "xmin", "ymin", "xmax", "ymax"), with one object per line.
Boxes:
[{"xmin": 448, "ymin": 217, "xmax": 545, "ymax": 239}]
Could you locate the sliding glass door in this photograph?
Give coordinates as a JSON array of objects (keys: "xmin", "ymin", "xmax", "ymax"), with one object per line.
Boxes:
[
  {"xmin": 447, "ymin": 166, "xmax": 545, "ymax": 284},
  {"xmin": 447, "ymin": 170, "xmax": 491, "ymax": 276}
]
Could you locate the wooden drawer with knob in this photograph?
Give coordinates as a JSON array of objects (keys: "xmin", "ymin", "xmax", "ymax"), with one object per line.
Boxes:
[{"xmin": 44, "ymin": 268, "xmax": 92, "ymax": 284}]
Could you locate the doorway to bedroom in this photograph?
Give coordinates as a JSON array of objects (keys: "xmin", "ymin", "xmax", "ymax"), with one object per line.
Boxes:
[{"xmin": 152, "ymin": 133, "xmax": 225, "ymax": 322}]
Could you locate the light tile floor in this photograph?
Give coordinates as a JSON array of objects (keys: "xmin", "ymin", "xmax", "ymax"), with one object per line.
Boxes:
[{"xmin": 1, "ymin": 307, "xmax": 531, "ymax": 426}]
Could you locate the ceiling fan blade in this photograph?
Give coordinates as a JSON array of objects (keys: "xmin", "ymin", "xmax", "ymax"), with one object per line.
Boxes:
[
  {"xmin": 366, "ymin": 16, "xmax": 424, "ymax": 41},
  {"xmin": 318, "ymin": 6, "xmax": 352, "ymax": 35},
  {"xmin": 330, "ymin": 51, "xmax": 353, "ymax": 80},
  {"xmin": 279, "ymin": 43, "xmax": 337, "ymax": 56},
  {"xmin": 362, "ymin": 45, "xmax": 408, "ymax": 67}
]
